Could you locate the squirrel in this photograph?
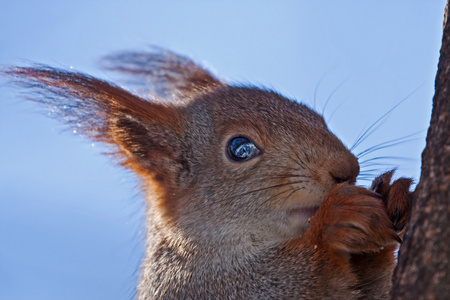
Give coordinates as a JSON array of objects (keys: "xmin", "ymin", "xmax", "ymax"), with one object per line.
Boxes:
[{"xmin": 4, "ymin": 49, "xmax": 413, "ymax": 299}]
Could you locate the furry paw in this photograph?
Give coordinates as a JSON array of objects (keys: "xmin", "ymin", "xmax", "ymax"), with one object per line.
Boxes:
[
  {"xmin": 370, "ymin": 171, "xmax": 413, "ymax": 237},
  {"xmin": 310, "ymin": 184, "xmax": 399, "ymax": 254}
]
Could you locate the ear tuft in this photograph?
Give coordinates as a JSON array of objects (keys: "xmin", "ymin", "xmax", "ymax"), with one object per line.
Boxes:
[
  {"xmin": 3, "ymin": 65, "xmax": 186, "ymax": 181},
  {"xmin": 100, "ymin": 47, "xmax": 224, "ymax": 101}
]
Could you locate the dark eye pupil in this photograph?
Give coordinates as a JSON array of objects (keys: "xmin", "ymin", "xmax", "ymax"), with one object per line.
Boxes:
[{"xmin": 228, "ymin": 137, "xmax": 260, "ymax": 162}]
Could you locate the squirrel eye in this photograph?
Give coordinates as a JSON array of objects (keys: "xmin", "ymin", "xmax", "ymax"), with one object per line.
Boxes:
[{"xmin": 227, "ymin": 136, "xmax": 261, "ymax": 162}]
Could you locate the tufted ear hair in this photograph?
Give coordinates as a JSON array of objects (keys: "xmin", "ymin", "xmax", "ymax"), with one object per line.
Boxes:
[
  {"xmin": 4, "ymin": 66, "xmax": 187, "ymax": 182},
  {"xmin": 100, "ymin": 47, "xmax": 224, "ymax": 102}
]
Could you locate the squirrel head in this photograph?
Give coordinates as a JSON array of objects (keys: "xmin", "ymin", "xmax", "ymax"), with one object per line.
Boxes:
[{"xmin": 5, "ymin": 49, "xmax": 359, "ymax": 248}]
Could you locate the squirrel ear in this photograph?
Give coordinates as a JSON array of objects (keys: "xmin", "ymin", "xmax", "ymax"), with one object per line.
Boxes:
[
  {"xmin": 100, "ymin": 47, "xmax": 224, "ymax": 101},
  {"xmin": 5, "ymin": 66, "xmax": 186, "ymax": 181}
]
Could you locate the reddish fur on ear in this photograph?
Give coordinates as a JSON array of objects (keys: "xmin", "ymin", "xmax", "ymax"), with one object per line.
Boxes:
[{"xmin": 4, "ymin": 66, "xmax": 186, "ymax": 182}]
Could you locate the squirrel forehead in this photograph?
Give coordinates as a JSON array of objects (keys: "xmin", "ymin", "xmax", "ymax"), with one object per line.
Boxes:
[{"xmin": 185, "ymin": 86, "xmax": 327, "ymax": 130}]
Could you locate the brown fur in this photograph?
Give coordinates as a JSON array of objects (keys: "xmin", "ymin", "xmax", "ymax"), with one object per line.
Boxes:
[{"xmin": 3, "ymin": 49, "xmax": 413, "ymax": 299}]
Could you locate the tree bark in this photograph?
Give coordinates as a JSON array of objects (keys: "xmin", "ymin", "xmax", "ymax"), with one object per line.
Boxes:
[{"xmin": 391, "ymin": 1, "xmax": 450, "ymax": 299}]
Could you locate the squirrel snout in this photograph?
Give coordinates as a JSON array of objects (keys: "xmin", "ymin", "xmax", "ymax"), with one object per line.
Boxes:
[{"xmin": 329, "ymin": 153, "xmax": 359, "ymax": 184}]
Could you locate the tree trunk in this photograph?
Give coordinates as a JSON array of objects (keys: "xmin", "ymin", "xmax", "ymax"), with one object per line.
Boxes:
[{"xmin": 391, "ymin": 2, "xmax": 450, "ymax": 299}]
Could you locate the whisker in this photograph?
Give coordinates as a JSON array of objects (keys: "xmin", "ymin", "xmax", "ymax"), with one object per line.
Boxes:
[
  {"xmin": 290, "ymin": 151, "xmax": 310, "ymax": 170},
  {"xmin": 358, "ymin": 171, "xmax": 384, "ymax": 176},
  {"xmin": 264, "ymin": 164, "xmax": 307, "ymax": 172},
  {"xmin": 280, "ymin": 187, "xmax": 305, "ymax": 206},
  {"xmin": 267, "ymin": 174, "xmax": 309, "ymax": 180},
  {"xmin": 326, "ymin": 97, "xmax": 348, "ymax": 124},
  {"xmin": 359, "ymin": 162, "xmax": 396, "ymax": 168},
  {"xmin": 359, "ymin": 169, "xmax": 385, "ymax": 174},
  {"xmin": 235, "ymin": 180, "xmax": 308, "ymax": 198},
  {"xmin": 357, "ymin": 139, "xmax": 420, "ymax": 159},
  {"xmin": 350, "ymin": 83, "xmax": 424, "ymax": 151},
  {"xmin": 313, "ymin": 68, "xmax": 336, "ymax": 110},
  {"xmin": 358, "ymin": 169, "xmax": 395, "ymax": 176},
  {"xmin": 358, "ymin": 168, "xmax": 393, "ymax": 176},
  {"xmin": 357, "ymin": 175, "xmax": 376, "ymax": 179},
  {"xmin": 262, "ymin": 188, "xmax": 299, "ymax": 205},
  {"xmin": 359, "ymin": 156, "xmax": 415, "ymax": 165},
  {"xmin": 321, "ymin": 77, "xmax": 349, "ymax": 117},
  {"xmin": 356, "ymin": 131, "xmax": 424, "ymax": 158},
  {"xmin": 352, "ymin": 120, "xmax": 386, "ymax": 152}
]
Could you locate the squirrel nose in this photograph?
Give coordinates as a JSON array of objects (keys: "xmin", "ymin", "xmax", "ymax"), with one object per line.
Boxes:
[{"xmin": 329, "ymin": 154, "xmax": 359, "ymax": 184}]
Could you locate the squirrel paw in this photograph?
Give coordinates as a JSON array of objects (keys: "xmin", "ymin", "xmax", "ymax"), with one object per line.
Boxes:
[
  {"xmin": 309, "ymin": 184, "xmax": 399, "ymax": 254},
  {"xmin": 370, "ymin": 170, "xmax": 413, "ymax": 237}
]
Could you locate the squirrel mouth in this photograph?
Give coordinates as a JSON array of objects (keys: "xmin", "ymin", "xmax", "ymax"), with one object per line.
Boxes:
[{"xmin": 287, "ymin": 207, "xmax": 319, "ymax": 219}]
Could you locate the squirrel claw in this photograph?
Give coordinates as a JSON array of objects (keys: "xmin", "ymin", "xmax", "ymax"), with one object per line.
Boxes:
[{"xmin": 370, "ymin": 171, "xmax": 413, "ymax": 236}]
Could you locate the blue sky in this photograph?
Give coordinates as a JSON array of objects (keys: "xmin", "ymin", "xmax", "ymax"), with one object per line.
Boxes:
[{"xmin": 0, "ymin": 1, "xmax": 446, "ymax": 299}]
